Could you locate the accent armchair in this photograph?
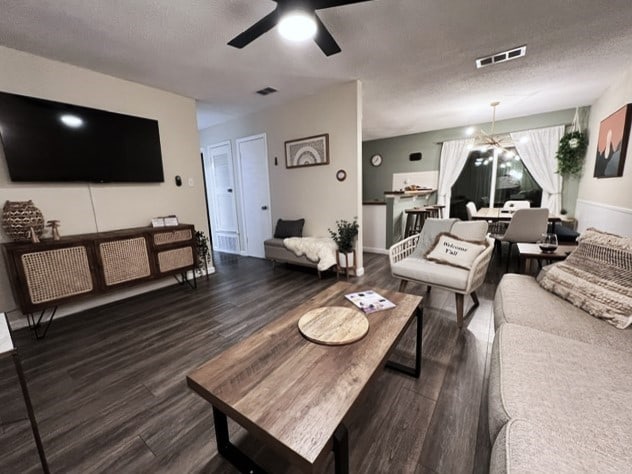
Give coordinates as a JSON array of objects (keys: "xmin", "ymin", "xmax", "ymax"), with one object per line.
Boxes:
[{"xmin": 389, "ymin": 219, "xmax": 493, "ymax": 328}]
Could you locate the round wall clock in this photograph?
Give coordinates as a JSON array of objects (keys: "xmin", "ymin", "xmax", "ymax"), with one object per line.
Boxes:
[{"xmin": 370, "ymin": 154, "xmax": 383, "ymax": 167}]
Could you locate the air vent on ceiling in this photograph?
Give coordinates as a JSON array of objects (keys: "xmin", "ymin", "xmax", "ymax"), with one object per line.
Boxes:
[
  {"xmin": 256, "ymin": 87, "xmax": 278, "ymax": 96},
  {"xmin": 476, "ymin": 45, "xmax": 526, "ymax": 69}
]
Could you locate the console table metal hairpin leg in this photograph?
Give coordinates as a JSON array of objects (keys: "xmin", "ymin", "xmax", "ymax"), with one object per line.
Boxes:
[
  {"xmin": 1, "ymin": 314, "xmax": 49, "ymax": 473},
  {"xmin": 26, "ymin": 306, "xmax": 58, "ymax": 340},
  {"xmin": 174, "ymin": 270, "xmax": 197, "ymax": 290}
]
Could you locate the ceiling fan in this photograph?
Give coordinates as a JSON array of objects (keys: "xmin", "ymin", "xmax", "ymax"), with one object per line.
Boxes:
[{"xmin": 227, "ymin": 0, "xmax": 374, "ymax": 56}]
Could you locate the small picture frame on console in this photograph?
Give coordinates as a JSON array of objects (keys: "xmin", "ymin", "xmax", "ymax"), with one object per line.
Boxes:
[
  {"xmin": 164, "ymin": 215, "xmax": 179, "ymax": 226},
  {"xmin": 151, "ymin": 217, "xmax": 165, "ymax": 227}
]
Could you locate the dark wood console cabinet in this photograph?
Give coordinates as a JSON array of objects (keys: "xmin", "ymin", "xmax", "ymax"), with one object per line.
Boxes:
[{"xmin": 3, "ymin": 224, "xmax": 197, "ymax": 315}]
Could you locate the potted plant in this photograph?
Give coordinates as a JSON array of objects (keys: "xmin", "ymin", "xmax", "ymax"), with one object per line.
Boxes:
[{"xmin": 329, "ymin": 218, "xmax": 359, "ymax": 270}]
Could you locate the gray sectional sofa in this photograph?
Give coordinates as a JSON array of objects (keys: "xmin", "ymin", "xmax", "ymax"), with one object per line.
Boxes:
[{"xmin": 489, "ymin": 274, "xmax": 632, "ymax": 473}]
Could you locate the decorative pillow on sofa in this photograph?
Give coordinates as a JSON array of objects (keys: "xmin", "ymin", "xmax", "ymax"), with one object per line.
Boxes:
[
  {"xmin": 424, "ymin": 232, "xmax": 487, "ymax": 270},
  {"xmin": 274, "ymin": 218, "xmax": 305, "ymax": 238},
  {"xmin": 537, "ymin": 228, "xmax": 632, "ymax": 329}
]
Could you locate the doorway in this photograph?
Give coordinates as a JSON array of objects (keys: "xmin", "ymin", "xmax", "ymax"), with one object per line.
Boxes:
[
  {"xmin": 203, "ymin": 141, "xmax": 240, "ymax": 253},
  {"xmin": 236, "ymin": 134, "xmax": 272, "ymax": 259}
]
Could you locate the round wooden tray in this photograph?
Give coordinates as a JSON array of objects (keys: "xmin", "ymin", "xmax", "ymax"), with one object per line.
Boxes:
[{"xmin": 298, "ymin": 306, "xmax": 369, "ymax": 346}]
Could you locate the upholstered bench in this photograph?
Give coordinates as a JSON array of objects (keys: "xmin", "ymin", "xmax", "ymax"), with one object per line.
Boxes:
[{"xmin": 264, "ymin": 238, "xmax": 320, "ymax": 274}]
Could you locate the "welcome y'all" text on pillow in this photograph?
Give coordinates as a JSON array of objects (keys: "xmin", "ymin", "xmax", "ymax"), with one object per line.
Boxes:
[{"xmin": 424, "ymin": 232, "xmax": 487, "ymax": 270}]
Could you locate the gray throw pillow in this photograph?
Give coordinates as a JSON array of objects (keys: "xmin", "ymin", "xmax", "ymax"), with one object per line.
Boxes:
[{"xmin": 274, "ymin": 218, "xmax": 305, "ymax": 238}]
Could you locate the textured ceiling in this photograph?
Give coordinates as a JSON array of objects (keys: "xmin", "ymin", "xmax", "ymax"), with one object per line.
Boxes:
[{"xmin": 1, "ymin": 0, "xmax": 632, "ymax": 140}]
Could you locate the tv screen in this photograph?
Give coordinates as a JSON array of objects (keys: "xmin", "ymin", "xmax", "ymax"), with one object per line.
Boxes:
[{"xmin": 0, "ymin": 91, "xmax": 164, "ymax": 183}]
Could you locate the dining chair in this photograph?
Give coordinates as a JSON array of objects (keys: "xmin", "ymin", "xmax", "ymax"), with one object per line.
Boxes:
[
  {"xmin": 501, "ymin": 200, "xmax": 531, "ymax": 212},
  {"xmin": 465, "ymin": 201, "xmax": 477, "ymax": 220},
  {"xmin": 492, "ymin": 208, "xmax": 549, "ymax": 271}
]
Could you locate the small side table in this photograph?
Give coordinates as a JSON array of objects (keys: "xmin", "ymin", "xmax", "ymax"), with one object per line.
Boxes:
[
  {"xmin": 0, "ymin": 313, "xmax": 49, "ymax": 473},
  {"xmin": 517, "ymin": 244, "xmax": 576, "ymax": 274}
]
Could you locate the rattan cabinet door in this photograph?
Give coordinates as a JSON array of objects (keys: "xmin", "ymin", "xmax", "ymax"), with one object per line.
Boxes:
[
  {"xmin": 20, "ymin": 245, "xmax": 94, "ymax": 306},
  {"xmin": 153, "ymin": 228, "xmax": 193, "ymax": 246},
  {"xmin": 156, "ymin": 245, "xmax": 195, "ymax": 274},
  {"xmin": 98, "ymin": 237, "xmax": 152, "ymax": 287}
]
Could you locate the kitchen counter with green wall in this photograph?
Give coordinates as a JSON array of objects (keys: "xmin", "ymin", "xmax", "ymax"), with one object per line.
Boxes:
[{"xmin": 362, "ymin": 107, "xmax": 588, "ymax": 216}]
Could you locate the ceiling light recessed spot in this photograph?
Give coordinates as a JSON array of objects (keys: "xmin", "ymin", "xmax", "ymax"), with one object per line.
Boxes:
[
  {"xmin": 60, "ymin": 114, "xmax": 83, "ymax": 128},
  {"xmin": 278, "ymin": 11, "xmax": 317, "ymax": 42}
]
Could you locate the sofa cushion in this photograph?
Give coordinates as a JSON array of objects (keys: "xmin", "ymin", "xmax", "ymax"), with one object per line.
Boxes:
[
  {"xmin": 494, "ymin": 274, "xmax": 632, "ymax": 353},
  {"xmin": 273, "ymin": 218, "xmax": 305, "ymax": 238},
  {"xmin": 391, "ymin": 257, "xmax": 469, "ymax": 290},
  {"xmin": 491, "ymin": 418, "xmax": 632, "ymax": 474},
  {"xmin": 425, "ymin": 232, "xmax": 487, "ymax": 270},
  {"xmin": 537, "ymin": 227, "xmax": 632, "ymax": 329},
  {"xmin": 488, "ymin": 323, "xmax": 632, "ymax": 443}
]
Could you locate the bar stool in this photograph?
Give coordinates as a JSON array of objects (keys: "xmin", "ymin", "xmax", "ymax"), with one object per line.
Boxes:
[
  {"xmin": 428, "ymin": 205, "xmax": 445, "ymax": 218},
  {"xmin": 404, "ymin": 208, "xmax": 430, "ymax": 237},
  {"xmin": 425, "ymin": 207, "xmax": 439, "ymax": 218},
  {"xmin": 0, "ymin": 313, "xmax": 49, "ymax": 473}
]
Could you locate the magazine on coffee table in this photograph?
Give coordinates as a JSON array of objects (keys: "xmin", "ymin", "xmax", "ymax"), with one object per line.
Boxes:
[{"xmin": 345, "ymin": 290, "xmax": 396, "ymax": 314}]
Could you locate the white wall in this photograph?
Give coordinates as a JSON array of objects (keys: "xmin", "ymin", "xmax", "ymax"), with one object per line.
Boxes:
[
  {"xmin": 0, "ymin": 46, "xmax": 210, "ymax": 325},
  {"xmin": 199, "ymin": 81, "xmax": 364, "ymax": 272},
  {"xmin": 577, "ymin": 65, "xmax": 632, "ymax": 234}
]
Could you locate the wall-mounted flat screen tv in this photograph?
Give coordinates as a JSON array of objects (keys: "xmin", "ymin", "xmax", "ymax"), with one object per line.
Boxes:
[{"xmin": 0, "ymin": 91, "xmax": 164, "ymax": 183}]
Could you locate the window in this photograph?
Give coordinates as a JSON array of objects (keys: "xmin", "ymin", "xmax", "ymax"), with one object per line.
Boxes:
[{"xmin": 450, "ymin": 147, "xmax": 541, "ymax": 219}]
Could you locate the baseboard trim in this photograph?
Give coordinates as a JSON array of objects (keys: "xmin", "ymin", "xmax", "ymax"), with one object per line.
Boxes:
[{"xmin": 363, "ymin": 246, "xmax": 389, "ymax": 255}]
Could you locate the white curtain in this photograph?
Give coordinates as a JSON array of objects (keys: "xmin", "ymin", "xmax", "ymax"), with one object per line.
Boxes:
[
  {"xmin": 437, "ymin": 138, "xmax": 474, "ymax": 217},
  {"xmin": 510, "ymin": 125, "xmax": 565, "ymax": 215}
]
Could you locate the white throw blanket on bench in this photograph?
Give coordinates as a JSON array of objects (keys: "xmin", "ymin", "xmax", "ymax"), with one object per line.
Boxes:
[{"xmin": 283, "ymin": 237, "xmax": 338, "ymax": 271}]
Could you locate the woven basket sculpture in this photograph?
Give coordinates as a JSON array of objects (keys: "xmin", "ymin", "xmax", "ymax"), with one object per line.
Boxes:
[{"xmin": 2, "ymin": 200, "xmax": 45, "ymax": 241}]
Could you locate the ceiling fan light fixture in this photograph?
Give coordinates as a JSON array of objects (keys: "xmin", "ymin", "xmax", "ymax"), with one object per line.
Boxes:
[{"xmin": 278, "ymin": 11, "xmax": 317, "ymax": 42}]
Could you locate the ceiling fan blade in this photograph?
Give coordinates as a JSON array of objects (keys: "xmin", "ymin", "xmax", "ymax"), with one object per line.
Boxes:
[
  {"xmin": 312, "ymin": 0, "xmax": 374, "ymax": 10},
  {"xmin": 313, "ymin": 14, "xmax": 341, "ymax": 56},
  {"xmin": 227, "ymin": 9, "xmax": 280, "ymax": 49}
]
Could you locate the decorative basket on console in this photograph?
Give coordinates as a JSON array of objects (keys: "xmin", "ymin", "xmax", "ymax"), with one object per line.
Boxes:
[{"xmin": 2, "ymin": 200, "xmax": 45, "ymax": 241}]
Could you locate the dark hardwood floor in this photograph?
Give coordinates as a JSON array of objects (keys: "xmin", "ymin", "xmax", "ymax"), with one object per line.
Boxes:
[{"xmin": 0, "ymin": 251, "xmax": 503, "ymax": 473}]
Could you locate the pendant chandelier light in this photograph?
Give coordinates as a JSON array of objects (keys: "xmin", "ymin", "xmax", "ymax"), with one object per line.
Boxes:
[{"xmin": 473, "ymin": 101, "xmax": 513, "ymax": 153}]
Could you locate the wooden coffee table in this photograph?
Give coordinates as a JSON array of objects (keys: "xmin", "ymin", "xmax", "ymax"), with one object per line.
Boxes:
[
  {"xmin": 186, "ymin": 282, "xmax": 423, "ymax": 474},
  {"xmin": 517, "ymin": 243, "xmax": 577, "ymax": 273}
]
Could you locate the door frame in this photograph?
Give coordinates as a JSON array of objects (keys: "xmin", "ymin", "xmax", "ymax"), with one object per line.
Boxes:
[{"xmin": 235, "ymin": 133, "xmax": 272, "ymax": 258}]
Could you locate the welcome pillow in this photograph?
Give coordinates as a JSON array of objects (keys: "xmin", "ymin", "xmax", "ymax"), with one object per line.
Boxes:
[
  {"xmin": 424, "ymin": 232, "xmax": 487, "ymax": 270},
  {"xmin": 537, "ymin": 228, "xmax": 632, "ymax": 329}
]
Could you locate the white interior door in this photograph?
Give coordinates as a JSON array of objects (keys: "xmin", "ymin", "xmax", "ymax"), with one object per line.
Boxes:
[
  {"xmin": 204, "ymin": 142, "xmax": 240, "ymax": 253},
  {"xmin": 237, "ymin": 134, "xmax": 272, "ymax": 258}
]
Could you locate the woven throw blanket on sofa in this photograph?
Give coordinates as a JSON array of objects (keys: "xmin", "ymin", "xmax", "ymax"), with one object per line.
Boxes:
[
  {"xmin": 283, "ymin": 237, "xmax": 338, "ymax": 271},
  {"xmin": 537, "ymin": 228, "xmax": 632, "ymax": 329}
]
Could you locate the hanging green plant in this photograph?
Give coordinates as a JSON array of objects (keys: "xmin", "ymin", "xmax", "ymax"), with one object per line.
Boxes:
[{"xmin": 556, "ymin": 130, "xmax": 587, "ymax": 176}]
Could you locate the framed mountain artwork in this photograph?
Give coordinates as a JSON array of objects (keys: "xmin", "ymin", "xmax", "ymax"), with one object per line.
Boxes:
[{"xmin": 594, "ymin": 104, "xmax": 632, "ymax": 178}]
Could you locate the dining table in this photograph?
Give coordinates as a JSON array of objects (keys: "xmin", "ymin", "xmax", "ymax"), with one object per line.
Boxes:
[{"xmin": 471, "ymin": 207, "xmax": 562, "ymax": 230}]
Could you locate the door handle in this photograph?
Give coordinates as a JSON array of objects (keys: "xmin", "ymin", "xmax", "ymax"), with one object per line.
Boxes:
[
  {"xmin": 261, "ymin": 206, "xmax": 268, "ymax": 210},
  {"xmin": 227, "ymin": 188, "xmax": 233, "ymax": 193}
]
